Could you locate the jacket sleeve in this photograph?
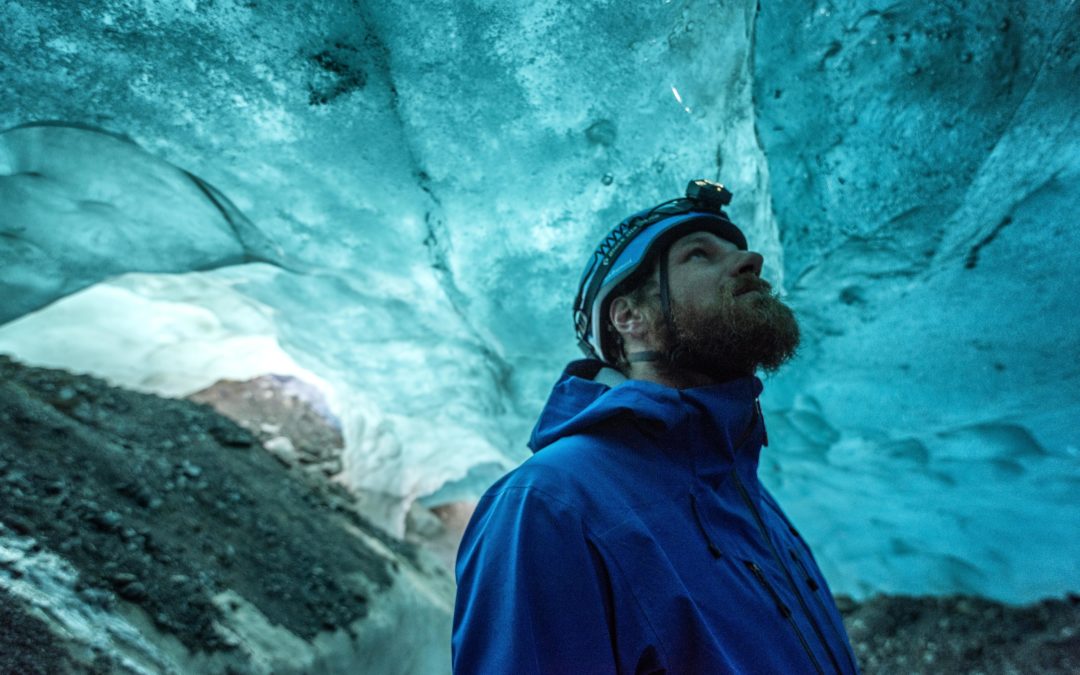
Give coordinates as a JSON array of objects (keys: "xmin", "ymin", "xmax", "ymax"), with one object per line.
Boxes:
[{"xmin": 452, "ymin": 484, "xmax": 619, "ymax": 675}]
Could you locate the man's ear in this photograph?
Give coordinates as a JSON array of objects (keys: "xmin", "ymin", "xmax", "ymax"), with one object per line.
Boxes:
[{"xmin": 610, "ymin": 296, "xmax": 645, "ymax": 339}]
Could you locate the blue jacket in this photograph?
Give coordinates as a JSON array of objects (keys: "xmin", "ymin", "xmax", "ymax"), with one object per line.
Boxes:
[{"xmin": 453, "ymin": 360, "xmax": 859, "ymax": 674}]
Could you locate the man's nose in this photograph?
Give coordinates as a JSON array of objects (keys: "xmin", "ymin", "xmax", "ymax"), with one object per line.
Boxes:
[{"xmin": 731, "ymin": 250, "xmax": 764, "ymax": 277}]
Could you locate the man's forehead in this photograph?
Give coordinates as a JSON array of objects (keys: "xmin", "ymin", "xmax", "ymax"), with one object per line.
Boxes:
[{"xmin": 671, "ymin": 231, "xmax": 737, "ymax": 249}]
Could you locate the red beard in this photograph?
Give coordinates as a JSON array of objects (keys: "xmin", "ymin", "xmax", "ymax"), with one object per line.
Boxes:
[{"xmin": 664, "ymin": 276, "xmax": 801, "ymax": 379}]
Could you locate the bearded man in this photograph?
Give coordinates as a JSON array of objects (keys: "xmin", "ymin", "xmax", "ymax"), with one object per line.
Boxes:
[{"xmin": 452, "ymin": 180, "xmax": 860, "ymax": 674}]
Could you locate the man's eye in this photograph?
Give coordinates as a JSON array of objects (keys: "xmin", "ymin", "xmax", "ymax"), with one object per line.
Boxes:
[{"xmin": 686, "ymin": 248, "xmax": 708, "ymax": 260}]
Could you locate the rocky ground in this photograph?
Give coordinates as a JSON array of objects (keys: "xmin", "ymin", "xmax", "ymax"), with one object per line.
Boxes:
[
  {"xmin": 187, "ymin": 375, "xmax": 345, "ymax": 477},
  {"xmin": 186, "ymin": 374, "xmax": 472, "ymax": 569},
  {"xmin": 839, "ymin": 593, "xmax": 1080, "ymax": 674},
  {"xmin": 1, "ymin": 355, "xmax": 1077, "ymax": 673},
  {"xmin": 0, "ymin": 355, "xmax": 451, "ymax": 674}
]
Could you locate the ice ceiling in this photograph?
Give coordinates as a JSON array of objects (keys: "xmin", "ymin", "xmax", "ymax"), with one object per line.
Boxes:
[{"xmin": 1, "ymin": 1, "xmax": 1077, "ymax": 602}]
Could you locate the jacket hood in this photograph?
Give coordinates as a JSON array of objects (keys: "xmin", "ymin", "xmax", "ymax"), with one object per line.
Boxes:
[
  {"xmin": 459, "ymin": 361, "xmax": 859, "ymax": 675},
  {"xmin": 528, "ymin": 359, "xmax": 764, "ymax": 458},
  {"xmin": 460, "ymin": 362, "xmax": 858, "ymax": 675}
]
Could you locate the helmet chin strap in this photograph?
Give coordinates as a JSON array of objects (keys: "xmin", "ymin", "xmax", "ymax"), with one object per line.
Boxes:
[{"xmin": 626, "ymin": 248, "xmax": 683, "ymax": 365}]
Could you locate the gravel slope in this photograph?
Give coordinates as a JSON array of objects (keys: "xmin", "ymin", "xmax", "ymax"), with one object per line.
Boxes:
[{"xmin": 0, "ymin": 355, "xmax": 448, "ymax": 673}]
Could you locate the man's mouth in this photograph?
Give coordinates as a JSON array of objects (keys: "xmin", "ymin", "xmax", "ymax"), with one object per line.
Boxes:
[{"xmin": 733, "ymin": 280, "xmax": 769, "ymax": 297}]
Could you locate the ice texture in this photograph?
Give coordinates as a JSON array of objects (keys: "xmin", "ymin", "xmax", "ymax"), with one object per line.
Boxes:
[
  {"xmin": 0, "ymin": 124, "xmax": 280, "ymax": 323},
  {"xmin": 753, "ymin": 0, "xmax": 1080, "ymax": 601},
  {"xmin": 0, "ymin": 0, "xmax": 1077, "ymax": 602}
]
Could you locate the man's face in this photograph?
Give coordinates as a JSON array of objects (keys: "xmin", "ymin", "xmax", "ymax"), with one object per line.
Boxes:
[{"xmin": 658, "ymin": 231, "xmax": 800, "ymax": 378}]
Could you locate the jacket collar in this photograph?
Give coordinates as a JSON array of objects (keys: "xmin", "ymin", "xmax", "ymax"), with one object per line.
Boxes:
[
  {"xmin": 678, "ymin": 378, "xmax": 764, "ymax": 483},
  {"xmin": 529, "ymin": 360, "xmax": 764, "ymax": 482}
]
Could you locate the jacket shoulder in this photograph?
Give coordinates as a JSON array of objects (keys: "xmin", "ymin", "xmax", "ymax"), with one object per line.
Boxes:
[
  {"xmin": 482, "ymin": 424, "xmax": 685, "ymax": 534},
  {"xmin": 492, "ymin": 434, "xmax": 621, "ymax": 507}
]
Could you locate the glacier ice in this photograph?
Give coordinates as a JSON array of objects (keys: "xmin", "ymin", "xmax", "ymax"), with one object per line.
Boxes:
[
  {"xmin": 0, "ymin": 123, "xmax": 282, "ymax": 324},
  {"xmin": 752, "ymin": 0, "xmax": 1080, "ymax": 601},
  {"xmin": 1, "ymin": 0, "xmax": 1078, "ymax": 605}
]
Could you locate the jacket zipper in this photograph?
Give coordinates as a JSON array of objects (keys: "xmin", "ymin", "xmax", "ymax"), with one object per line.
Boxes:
[
  {"xmin": 789, "ymin": 549, "xmax": 859, "ymax": 675},
  {"xmin": 730, "ymin": 403, "xmax": 847, "ymax": 674},
  {"xmin": 744, "ymin": 560, "xmax": 823, "ymax": 675}
]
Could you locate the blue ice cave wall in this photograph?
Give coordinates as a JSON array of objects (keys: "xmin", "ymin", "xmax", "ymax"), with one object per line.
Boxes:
[{"xmin": 1, "ymin": 0, "xmax": 1077, "ymax": 602}]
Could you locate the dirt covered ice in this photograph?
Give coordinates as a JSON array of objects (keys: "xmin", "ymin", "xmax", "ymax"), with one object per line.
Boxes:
[{"xmin": 0, "ymin": 355, "xmax": 451, "ymax": 674}]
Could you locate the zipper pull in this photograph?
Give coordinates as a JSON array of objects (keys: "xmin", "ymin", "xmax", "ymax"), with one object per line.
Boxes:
[
  {"xmin": 745, "ymin": 561, "xmax": 791, "ymax": 618},
  {"xmin": 789, "ymin": 549, "xmax": 820, "ymax": 591}
]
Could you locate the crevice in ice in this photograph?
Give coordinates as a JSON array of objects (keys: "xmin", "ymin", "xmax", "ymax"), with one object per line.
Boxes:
[
  {"xmin": 963, "ymin": 215, "xmax": 1012, "ymax": 270},
  {"xmin": 183, "ymin": 171, "xmax": 286, "ymax": 269},
  {"xmin": 976, "ymin": 6, "xmax": 1073, "ymax": 165},
  {"xmin": 933, "ymin": 5, "xmax": 1079, "ymax": 267},
  {"xmin": 359, "ymin": 6, "xmax": 517, "ymax": 406},
  {"xmin": 3, "ymin": 119, "xmax": 137, "ymax": 145},
  {"xmin": 416, "ymin": 176, "xmax": 515, "ymax": 402}
]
